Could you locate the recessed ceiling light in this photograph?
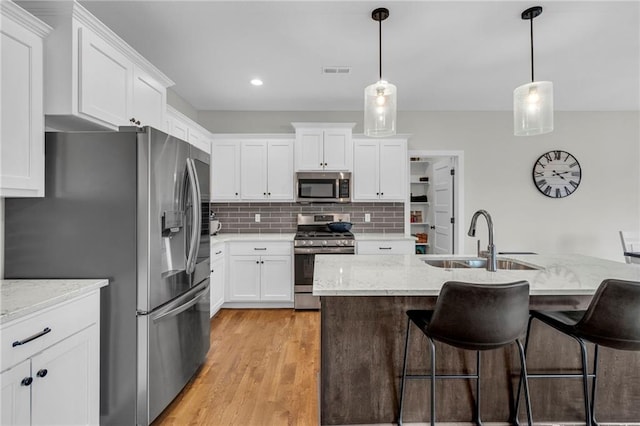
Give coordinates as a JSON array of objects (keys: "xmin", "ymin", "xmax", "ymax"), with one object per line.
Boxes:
[{"xmin": 250, "ymin": 79, "xmax": 263, "ymax": 86}]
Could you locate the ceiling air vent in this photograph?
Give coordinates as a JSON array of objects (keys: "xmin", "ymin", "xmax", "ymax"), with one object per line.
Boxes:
[{"xmin": 322, "ymin": 66, "xmax": 351, "ymax": 75}]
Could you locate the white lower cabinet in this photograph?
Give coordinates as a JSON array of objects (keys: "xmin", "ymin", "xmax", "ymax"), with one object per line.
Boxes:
[
  {"xmin": 0, "ymin": 291, "xmax": 100, "ymax": 426},
  {"xmin": 357, "ymin": 239, "xmax": 414, "ymax": 255},
  {"xmin": 227, "ymin": 242, "xmax": 293, "ymax": 306},
  {"xmin": 210, "ymin": 243, "xmax": 225, "ymax": 317}
]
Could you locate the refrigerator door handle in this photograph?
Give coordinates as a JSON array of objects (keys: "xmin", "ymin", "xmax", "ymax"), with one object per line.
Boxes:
[
  {"xmin": 185, "ymin": 158, "xmax": 201, "ymax": 274},
  {"xmin": 151, "ymin": 283, "xmax": 209, "ymax": 323}
]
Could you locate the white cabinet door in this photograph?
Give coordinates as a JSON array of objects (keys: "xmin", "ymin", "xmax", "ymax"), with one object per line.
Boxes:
[
  {"xmin": 353, "ymin": 141, "xmax": 380, "ymax": 201},
  {"xmin": 0, "ymin": 5, "xmax": 48, "ymax": 197},
  {"xmin": 241, "ymin": 141, "xmax": 268, "ymax": 200},
  {"xmin": 295, "ymin": 130, "xmax": 324, "ymax": 171},
  {"xmin": 266, "ymin": 140, "xmax": 294, "ymax": 200},
  {"xmin": 210, "ymin": 257, "xmax": 225, "ymax": 317},
  {"xmin": 228, "ymin": 256, "xmax": 261, "ymax": 301},
  {"xmin": 0, "ymin": 359, "xmax": 31, "ymax": 426},
  {"xmin": 31, "ymin": 326, "xmax": 98, "ymax": 426},
  {"xmin": 211, "ymin": 141, "xmax": 241, "ymax": 200},
  {"xmin": 379, "ymin": 140, "xmax": 407, "ymax": 201},
  {"xmin": 132, "ymin": 65, "xmax": 165, "ymax": 129},
  {"xmin": 260, "ymin": 256, "xmax": 293, "ymax": 301},
  {"xmin": 323, "ymin": 129, "xmax": 352, "ymax": 171},
  {"xmin": 78, "ymin": 27, "xmax": 132, "ymax": 127}
]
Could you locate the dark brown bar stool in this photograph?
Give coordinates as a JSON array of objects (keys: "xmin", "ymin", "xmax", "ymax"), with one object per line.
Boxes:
[
  {"xmin": 514, "ymin": 278, "xmax": 640, "ymax": 426},
  {"xmin": 398, "ymin": 280, "xmax": 533, "ymax": 426}
]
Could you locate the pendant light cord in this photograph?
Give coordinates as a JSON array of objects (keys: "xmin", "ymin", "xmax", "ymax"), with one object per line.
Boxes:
[
  {"xmin": 530, "ymin": 16, "xmax": 535, "ymax": 82},
  {"xmin": 378, "ymin": 18, "xmax": 383, "ymax": 80}
]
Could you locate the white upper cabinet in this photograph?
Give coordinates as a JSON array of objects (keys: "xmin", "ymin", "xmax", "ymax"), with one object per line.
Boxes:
[
  {"xmin": 19, "ymin": 1, "xmax": 173, "ymax": 131},
  {"xmin": 0, "ymin": 1, "xmax": 51, "ymax": 197},
  {"xmin": 211, "ymin": 140, "xmax": 241, "ymax": 201},
  {"xmin": 353, "ymin": 137, "xmax": 407, "ymax": 202},
  {"xmin": 241, "ymin": 139, "xmax": 294, "ymax": 201},
  {"xmin": 166, "ymin": 106, "xmax": 212, "ymax": 154},
  {"xmin": 292, "ymin": 123, "xmax": 355, "ymax": 171},
  {"xmin": 212, "ymin": 135, "xmax": 293, "ymax": 202}
]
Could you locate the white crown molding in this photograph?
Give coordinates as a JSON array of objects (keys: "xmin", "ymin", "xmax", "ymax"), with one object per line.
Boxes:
[
  {"xmin": 1, "ymin": 1, "xmax": 52, "ymax": 38},
  {"xmin": 291, "ymin": 122, "xmax": 356, "ymax": 130}
]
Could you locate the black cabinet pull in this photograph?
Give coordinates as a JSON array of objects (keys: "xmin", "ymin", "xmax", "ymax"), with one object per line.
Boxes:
[
  {"xmin": 379, "ymin": 247, "xmax": 392, "ymax": 250},
  {"xmin": 253, "ymin": 248, "xmax": 267, "ymax": 251},
  {"xmin": 21, "ymin": 377, "xmax": 33, "ymax": 386},
  {"xmin": 12, "ymin": 327, "xmax": 51, "ymax": 347},
  {"xmin": 261, "ymin": 261, "xmax": 264, "ymax": 264},
  {"xmin": 324, "ymin": 162, "xmax": 328, "ymax": 166},
  {"xmin": 36, "ymin": 369, "xmax": 48, "ymax": 378}
]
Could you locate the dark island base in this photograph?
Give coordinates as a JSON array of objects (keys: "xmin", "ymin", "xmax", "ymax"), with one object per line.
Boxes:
[{"xmin": 321, "ymin": 295, "xmax": 640, "ymax": 425}]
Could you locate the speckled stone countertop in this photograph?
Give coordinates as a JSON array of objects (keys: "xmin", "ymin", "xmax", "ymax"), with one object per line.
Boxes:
[
  {"xmin": 313, "ymin": 253, "xmax": 640, "ymax": 296},
  {"xmin": 0, "ymin": 279, "xmax": 109, "ymax": 325},
  {"xmin": 210, "ymin": 233, "xmax": 296, "ymax": 244},
  {"xmin": 210, "ymin": 232, "xmax": 412, "ymax": 244}
]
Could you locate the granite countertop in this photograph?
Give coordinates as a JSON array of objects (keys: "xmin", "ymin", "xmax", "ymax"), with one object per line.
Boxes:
[
  {"xmin": 210, "ymin": 232, "xmax": 412, "ymax": 243},
  {"xmin": 313, "ymin": 253, "xmax": 640, "ymax": 296},
  {"xmin": 210, "ymin": 233, "xmax": 296, "ymax": 243},
  {"xmin": 0, "ymin": 279, "xmax": 109, "ymax": 325},
  {"xmin": 355, "ymin": 233, "xmax": 414, "ymax": 241}
]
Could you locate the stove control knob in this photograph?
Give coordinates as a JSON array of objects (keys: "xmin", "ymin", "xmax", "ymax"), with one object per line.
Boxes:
[
  {"xmin": 322, "ymin": 240, "xmax": 328, "ymax": 246},
  {"xmin": 308, "ymin": 240, "xmax": 313, "ymax": 246}
]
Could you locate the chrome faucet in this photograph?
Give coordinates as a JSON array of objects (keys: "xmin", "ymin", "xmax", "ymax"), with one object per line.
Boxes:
[{"xmin": 467, "ymin": 209, "xmax": 497, "ymax": 272}]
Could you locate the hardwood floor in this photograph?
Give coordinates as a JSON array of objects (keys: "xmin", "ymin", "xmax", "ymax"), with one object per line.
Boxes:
[{"xmin": 153, "ymin": 309, "xmax": 320, "ymax": 426}]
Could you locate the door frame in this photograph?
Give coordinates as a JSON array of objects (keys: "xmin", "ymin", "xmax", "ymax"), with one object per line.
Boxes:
[{"xmin": 405, "ymin": 150, "xmax": 465, "ymax": 254}]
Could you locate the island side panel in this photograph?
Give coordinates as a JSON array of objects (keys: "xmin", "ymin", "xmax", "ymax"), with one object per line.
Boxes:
[{"xmin": 320, "ymin": 296, "xmax": 640, "ymax": 425}]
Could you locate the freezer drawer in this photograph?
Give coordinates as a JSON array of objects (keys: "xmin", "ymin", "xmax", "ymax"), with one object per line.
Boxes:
[{"xmin": 137, "ymin": 279, "xmax": 210, "ymax": 425}]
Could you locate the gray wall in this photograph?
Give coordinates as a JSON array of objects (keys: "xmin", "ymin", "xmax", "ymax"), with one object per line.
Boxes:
[
  {"xmin": 199, "ymin": 110, "xmax": 640, "ymax": 261},
  {"xmin": 167, "ymin": 89, "xmax": 199, "ymax": 122}
]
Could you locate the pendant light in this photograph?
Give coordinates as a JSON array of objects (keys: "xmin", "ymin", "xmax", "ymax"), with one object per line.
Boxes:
[
  {"xmin": 514, "ymin": 6, "xmax": 553, "ymax": 136},
  {"xmin": 364, "ymin": 7, "xmax": 397, "ymax": 137}
]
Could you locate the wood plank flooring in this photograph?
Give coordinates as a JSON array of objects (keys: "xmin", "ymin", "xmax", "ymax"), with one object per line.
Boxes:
[{"xmin": 153, "ymin": 309, "xmax": 320, "ymax": 426}]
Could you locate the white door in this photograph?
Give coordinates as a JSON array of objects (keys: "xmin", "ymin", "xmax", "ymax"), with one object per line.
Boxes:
[
  {"xmin": 260, "ymin": 256, "xmax": 293, "ymax": 301},
  {"xmin": 228, "ymin": 256, "xmax": 261, "ymax": 301},
  {"xmin": 132, "ymin": 65, "xmax": 165, "ymax": 129},
  {"xmin": 296, "ymin": 130, "xmax": 324, "ymax": 171},
  {"xmin": 433, "ymin": 159, "xmax": 454, "ymax": 254},
  {"xmin": 31, "ymin": 326, "xmax": 98, "ymax": 426},
  {"xmin": 211, "ymin": 141, "xmax": 240, "ymax": 200},
  {"xmin": 0, "ymin": 359, "xmax": 31, "ymax": 425},
  {"xmin": 78, "ymin": 27, "xmax": 131, "ymax": 127},
  {"xmin": 266, "ymin": 140, "xmax": 294, "ymax": 200},
  {"xmin": 323, "ymin": 129, "xmax": 351, "ymax": 170},
  {"xmin": 353, "ymin": 141, "xmax": 380, "ymax": 200},
  {"xmin": 379, "ymin": 140, "xmax": 406, "ymax": 201},
  {"xmin": 241, "ymin": 141, "xmax": 268, "ymax": 199}
]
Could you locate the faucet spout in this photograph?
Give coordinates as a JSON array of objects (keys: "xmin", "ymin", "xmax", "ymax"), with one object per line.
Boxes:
[{"xmin": 468, "ymin": 209, "xmax": 497, "ymax": 271}]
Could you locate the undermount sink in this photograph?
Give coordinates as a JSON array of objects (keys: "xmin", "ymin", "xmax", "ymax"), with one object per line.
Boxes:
[{"xmin": 423, "ymin": 257, "xmax": 541, "ymax": 271}]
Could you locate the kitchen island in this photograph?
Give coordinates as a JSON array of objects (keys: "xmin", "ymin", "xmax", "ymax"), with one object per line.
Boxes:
[{"xmin": 314, "ymin": 254, "xmax": 640, "ymax": 424}]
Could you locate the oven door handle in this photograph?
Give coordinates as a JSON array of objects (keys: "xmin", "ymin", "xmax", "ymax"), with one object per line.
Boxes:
[{"xmin": 294, "ymin": 247, "xmax": 355, "ymax": 255}]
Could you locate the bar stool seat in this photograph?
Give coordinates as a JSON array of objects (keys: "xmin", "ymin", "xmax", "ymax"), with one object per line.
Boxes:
[
  {"xmin": 515, "ymin": 278, "xmax": 640, "ymax": 425},
  {"xmin": 398, "ymin": 280, "xmax": 533, "ymax": 426}
]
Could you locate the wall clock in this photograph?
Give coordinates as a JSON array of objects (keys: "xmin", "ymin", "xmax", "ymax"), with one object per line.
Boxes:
[{"xmin": 532, "ymin": 150, "xmax": 582, "ymax": 198}]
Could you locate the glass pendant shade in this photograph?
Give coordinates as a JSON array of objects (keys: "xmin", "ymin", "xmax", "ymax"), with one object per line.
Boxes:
[
  {"xmin": 364, "ymin": 80, "xmax": 397, "ymax": 137},
  {"xmin": 513, "ymin": 81, "xmax": 553, "ymax": 136}
]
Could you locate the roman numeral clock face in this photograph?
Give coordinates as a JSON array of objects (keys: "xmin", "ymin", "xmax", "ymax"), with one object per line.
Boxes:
[{"xmin": 533, "ymin": 150, "xmax": 582, "ymax": 198}]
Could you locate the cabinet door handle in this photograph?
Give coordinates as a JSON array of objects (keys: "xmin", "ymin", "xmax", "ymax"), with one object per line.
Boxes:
[
  {"xmin": 214, "ymin": 250, "xmax": 222, "ymax": 255},
  {"xmin": 380, "ymin": 192, "xmax": 384, "ymax": 196},
  {"xmin": 268, "ymin": 192, "xmax": 271, "ymax": 196},
  {"xmin": 379, "ymin": 247, "xmax": 392, "ymax": 250},
  {"xmin": 256, "ymin": 261, "xmax": 259, "ymax": 264},
  {"xmin": 254, "ymin": 248, "xmax": 267, "ymax": 251},
  {"xmin": 324, "ymin": 162, "xmax": 327, "ymax": 166},
  {"xmin": 21, "ymin": 377, "xmax": 33, "ymax": 386},
  {"xmin": 320, "ymin": 163, "xmax": 323, "ymax": 166},
  {"xmin": 36, "ymin": 369, "xmax": 48, "ymax": 378},
  {"xmin": 12, "ymin": 327, "xmax": 52, "ymax": 347}
]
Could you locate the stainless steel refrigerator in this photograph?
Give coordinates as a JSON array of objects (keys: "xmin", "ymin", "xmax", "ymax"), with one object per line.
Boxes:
[{"xmin": 5, "ymin": 127, "xmax": 211, "ymax": 425}]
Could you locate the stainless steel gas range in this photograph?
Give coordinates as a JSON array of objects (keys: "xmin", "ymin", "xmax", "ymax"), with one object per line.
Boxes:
[{"xmin": 293, "ymin": 213, "xmax": 355, "ymax": 309}]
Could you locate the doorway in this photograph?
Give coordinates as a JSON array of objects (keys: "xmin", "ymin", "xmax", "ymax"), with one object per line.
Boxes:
[{"xmin": 406, "ymin": 150, "xmax": 464, "ymax": 255}]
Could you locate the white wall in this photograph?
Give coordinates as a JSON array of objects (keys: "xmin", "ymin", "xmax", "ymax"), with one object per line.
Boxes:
[
  {"xmin": 167, "ymin": 88, "xmax": 199, "ymax": 122},
  {"xmin": 199, "ymin": 110, "xmax": 640, "ymax": 261}
]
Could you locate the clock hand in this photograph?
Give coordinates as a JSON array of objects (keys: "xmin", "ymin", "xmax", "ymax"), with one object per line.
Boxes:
[{"xmin": 551, "ymin": 170, "xmax": 567, "ymax": 180}]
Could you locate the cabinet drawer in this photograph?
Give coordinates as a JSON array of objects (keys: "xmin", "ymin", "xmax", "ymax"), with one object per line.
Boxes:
[
  {"xmin": 229, "ymin": 241, "xmax": 292, "ymax": 256},
  {"xmin": 1, "ymin": 291, "xmax": 100, "ymax": 372},
  {"xmin": 357, "ymin": 240, "xmax": 414, "ymax": 255},
  {"xmin": 211, "ymin": 242, "xmax": 225, "ymax": 262}
]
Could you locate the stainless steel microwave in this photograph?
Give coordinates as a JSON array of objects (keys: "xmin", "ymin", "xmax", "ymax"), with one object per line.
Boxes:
[{"xmin": 295, "ymin": 171, "xmax": 351, "ymax": 203}]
